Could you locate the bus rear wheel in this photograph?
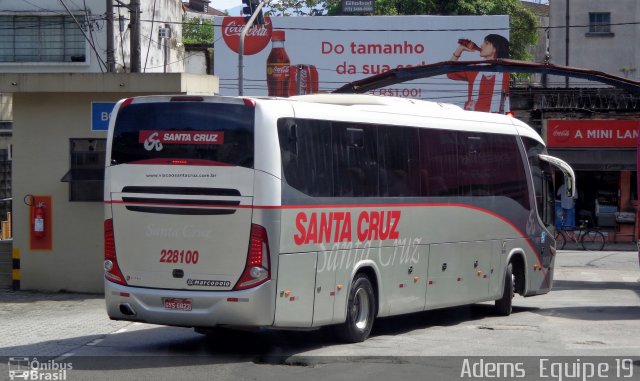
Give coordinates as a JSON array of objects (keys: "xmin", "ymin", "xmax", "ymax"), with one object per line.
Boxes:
[
  {"xmin": 335, "ymin": 274, "xmax": 376, "ymax": 343},
  {"xmin": 494, "ymin": 263, "xmax": 514, "ymax": 316}
]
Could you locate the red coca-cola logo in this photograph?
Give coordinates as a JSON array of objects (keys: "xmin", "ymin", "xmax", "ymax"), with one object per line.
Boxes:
[
  {"xmin": 551, "ymin": 125, "xmax": 571, "ymax": 142},
  {"xmin": 222, "ymin": 17, "xmax": 272, "ymax": 55}
]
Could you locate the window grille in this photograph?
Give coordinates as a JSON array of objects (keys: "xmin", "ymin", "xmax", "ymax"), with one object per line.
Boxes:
[
  {"xmin": 0, "ymin": 15, "xmax": 86, "ymax": 63},
  {"xmin": 61, "ymin": 139, "xmax": 105, "ymax": 202},
  {"xmin": 588, "ymin": 13, "xmax": 611, "ymax": 34}
]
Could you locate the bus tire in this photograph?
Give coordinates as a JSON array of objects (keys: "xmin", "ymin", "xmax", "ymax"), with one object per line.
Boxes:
[
  {"xmin": 194, "ymin": 327, "xmax": 226, "ymax": 336},
  {"xmin": 335, "ymin": 274, "xmax": 376, "ymax": 343},
  {"xmin": 494, "ymin": 263, "xmax": 514, "ymax": 316}
]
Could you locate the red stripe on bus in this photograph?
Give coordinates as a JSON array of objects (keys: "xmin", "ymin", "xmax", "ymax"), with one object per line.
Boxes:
[
  {"xmin": 103, "ymin": 200, "xmax": 544, "ymax": 272},
  {"xmin": 275, "ymin": 202, "xmax": 545, "ymax": 275}
]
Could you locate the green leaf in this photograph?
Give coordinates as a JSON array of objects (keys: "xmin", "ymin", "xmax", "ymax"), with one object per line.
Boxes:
[{"xmin": 182, "ymin": 16, "xmax": 214, "ymax": 45}]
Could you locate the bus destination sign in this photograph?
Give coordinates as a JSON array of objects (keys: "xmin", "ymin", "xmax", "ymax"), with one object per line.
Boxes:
[{"xmin": 342, "ymin": 0, "xmax": 374, "ymax": 14}]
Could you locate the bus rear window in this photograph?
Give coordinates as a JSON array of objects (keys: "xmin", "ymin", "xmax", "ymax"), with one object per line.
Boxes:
[{"xmin": 111, "ymin": 102, "xmax": 254, "ymax": 168}]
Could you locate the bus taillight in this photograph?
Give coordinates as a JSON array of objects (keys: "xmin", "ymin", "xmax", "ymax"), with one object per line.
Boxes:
[
  {"xmin": 104, "ymin": 219, "xmax": 127, "ymax": 286},
  {"xmin": 242, "ymin": 98, "xmax": 257, "ymax": 107},
  {"xmin": 120, "ymin": 97, "xmax": 134, "ymax": 109},
  {"xmin": 233, "ymin": 223, "xmax": 271, "ymax": 291}
]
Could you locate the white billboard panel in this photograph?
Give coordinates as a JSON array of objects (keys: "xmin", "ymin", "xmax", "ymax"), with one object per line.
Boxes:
[{"xmin": 214, "ymin": 15, "xmax": 510, "ymax": 112}]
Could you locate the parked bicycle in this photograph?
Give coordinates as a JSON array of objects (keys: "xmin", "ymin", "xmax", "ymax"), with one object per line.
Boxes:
[{"xmin": 554, "ymin": 218, "xmax": 606, "ymax": 251}]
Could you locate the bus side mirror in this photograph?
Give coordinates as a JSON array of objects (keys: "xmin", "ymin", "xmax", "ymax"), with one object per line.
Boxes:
[
  {"xmin": 539, "ymin": 155, "xmax": 576, "ymax": 199},
  {"xmin": 565, "ymin": 176, "xmax": 574, "ymax": 198}
]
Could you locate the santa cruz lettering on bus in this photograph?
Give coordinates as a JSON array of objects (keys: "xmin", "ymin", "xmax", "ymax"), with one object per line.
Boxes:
[
  {"xmin": 294, "ymin": 210, "xmax": 401, "ymax": 245},
  {"xmin": 138, "ymin": 130, "xmax": 224, "ymax": 145}
]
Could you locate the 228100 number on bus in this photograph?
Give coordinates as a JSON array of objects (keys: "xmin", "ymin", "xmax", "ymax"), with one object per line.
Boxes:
[{"xmin": 160, "ymin": 249, "xmax": 200, "ymax": 264}]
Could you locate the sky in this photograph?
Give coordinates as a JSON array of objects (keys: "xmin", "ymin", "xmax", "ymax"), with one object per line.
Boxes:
[{"xmin": 212, "ymin": 0, "xmax": 242, "ymax": 14}]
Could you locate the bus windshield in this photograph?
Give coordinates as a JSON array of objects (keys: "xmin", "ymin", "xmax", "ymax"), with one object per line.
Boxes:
[{"xmin": 110, "ymin": 102, "xmax": 255, "ymax": 167}]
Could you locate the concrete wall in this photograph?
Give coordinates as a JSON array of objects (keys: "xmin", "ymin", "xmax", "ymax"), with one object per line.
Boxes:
[
  {"xmin": 3, "ymin": 73, "xmax": 218, "ymax": 293},
  {"xmin": 525, "ymin": 14, "xmax": 549, "ymax": 86},
  {"xmin": 116, "ymin": 0, "xmax": 185, "ymax": 73},
  {"xmin": 550, "ymin": 0, "xmax": 640, "ymax": 86},
  {"xmin": 13, "ymin": 92, "xmax": 112, "ymax": 292},
  {"xmin": 185, "ymin": 48, "xmax": 210, "ymax": 75}
]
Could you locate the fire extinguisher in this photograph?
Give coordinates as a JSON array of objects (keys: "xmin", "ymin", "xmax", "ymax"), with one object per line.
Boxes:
[{"xmin": 33, "ymin": 202, "xmax": 45, "ymax": 239}]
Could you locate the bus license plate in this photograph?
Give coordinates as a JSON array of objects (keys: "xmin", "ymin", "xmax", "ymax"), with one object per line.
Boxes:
[{"xmin": 163, "ymin": 298, "xmax": 192, "ymax": 311}]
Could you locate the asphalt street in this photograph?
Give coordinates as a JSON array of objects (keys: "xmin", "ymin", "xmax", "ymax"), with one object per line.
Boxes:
[{"xmin": 0, "ymin": 249, "xmax": 638, "ymax": 381}]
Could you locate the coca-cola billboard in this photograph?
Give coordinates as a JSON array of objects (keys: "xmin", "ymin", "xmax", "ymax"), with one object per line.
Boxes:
[
  {"xmin": 214, "ymin": 15, "xmax": 509, "ymax": 110},
  {"xmin": 545, "ymin": 119, "xmax": 640, "ymax": 148},
  {"xmin": 221, "ymin": 17, "xmax": 273, "ymax": 55}
]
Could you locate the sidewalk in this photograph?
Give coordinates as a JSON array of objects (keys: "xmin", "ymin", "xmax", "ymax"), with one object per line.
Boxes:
[
  {"xmin": 601, "ymin": 241, "xmax": 637, "ymax": 251},
  {"xmin": 0, "ymin": 290, "xmax": 127, "ymax": 357},
  {"xmin": 563, "ymin": 241, "xmax": 637, "ymax": 252}
]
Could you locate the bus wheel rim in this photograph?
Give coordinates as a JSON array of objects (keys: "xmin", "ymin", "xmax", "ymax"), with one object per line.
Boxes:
[{"xmin": 352, "ymin": 288, "xmax": 370, "ymax": 330}]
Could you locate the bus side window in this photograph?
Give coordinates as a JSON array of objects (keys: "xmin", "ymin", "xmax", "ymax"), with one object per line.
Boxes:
[
  {"xmin": 289, "ymin": 124, "xmax": 298, "ymax": 156},
  {"xmin": 333, "ymin": 123, "xmax": 378, "ymax": 197},
  {"xmin": 278, "ymin": 118, "xmax": 333, "ymax": 197},
  {"xmin": 522, "ymin": 137, "xmax": 554, "ymax": 227},
  {"xmin": 378, "ymin": 126, "xmax": 420, "ymax": 197},
  {"xmin": 542, "ymin": 163, "xmax": 556, "ymax": 228},
  {"xmin": 419, "ymin": 129, "xmax": 459, "ymax": 197},
  {"xmin": 346, "ymin": 127, "xmax": 364, "ymax": 148}
]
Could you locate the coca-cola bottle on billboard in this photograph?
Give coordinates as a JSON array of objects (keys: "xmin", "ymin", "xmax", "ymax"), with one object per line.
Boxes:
[
  {"xmin": 288, "ymin": 65, "xmax": 319, "ymax": 96},
  {"xmin": 457, "ymin": 38, "xmax": 481, "ymax": 52},
  {"xmin": 266, "ymin": 30, "xmax": 290, "ymax": 97}
]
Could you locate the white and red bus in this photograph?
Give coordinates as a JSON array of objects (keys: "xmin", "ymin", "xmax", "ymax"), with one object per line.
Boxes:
[{"xmin": 104, "ymin": 94, "xmax": 575, "ymax": 342}]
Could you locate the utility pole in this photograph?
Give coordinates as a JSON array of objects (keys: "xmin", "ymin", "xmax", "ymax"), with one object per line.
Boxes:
[
  {"xmin": 130, "ymin": 0, "xmax": 141, "ymax": 73},
  {"xmin": 565, "ymin": 0, "xmax": 570, "ymax": 88},
  {"xmin": 238, "ymin": 0, "xmax": 267, "ymax": 96},
  {"xmin": 106, "ymin": 0, "xmax": 116, "ymax": 72}
]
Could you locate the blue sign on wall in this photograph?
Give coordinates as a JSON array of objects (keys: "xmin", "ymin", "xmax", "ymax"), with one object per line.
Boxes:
[{"xmin": 91, "ymin": 102, "xmax": 116, "ymax": 131}]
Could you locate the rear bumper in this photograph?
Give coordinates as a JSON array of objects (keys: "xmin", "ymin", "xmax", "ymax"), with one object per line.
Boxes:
[{"xmin": 105, "ymin": 280, "xmax": 276, "ymax": 327}]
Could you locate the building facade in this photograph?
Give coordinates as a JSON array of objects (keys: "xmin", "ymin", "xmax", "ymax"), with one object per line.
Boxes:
[
  {"xmin": 2, "ymin": 73, "xmax": 218, "ymax": 293},
  {"xmin": 0, "ymin": 1, "xmax": 212, "ymax": 291},
  {"xmin": 0, "ymin": 0, "xmax": 184, "ymax": 73},
  {"xmin": 549, "ymin": 0, "xmax": 639, "ymax": 85},
  {"xmin": 544, "ymin": 0, "xmax": 640, "ymax": 240}
]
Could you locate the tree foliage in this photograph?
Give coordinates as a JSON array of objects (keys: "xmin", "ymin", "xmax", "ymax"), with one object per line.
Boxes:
[
  {"xmin": 266, "ymin": 0, "xmax": 326, "ymax": 16},
  {"xmin": 275, "ymin": 0, "xmax": 539, "ymax": 61},
  {"xmin": 182, "ymin": 16, "xmax": 214, "ymax": 45}
]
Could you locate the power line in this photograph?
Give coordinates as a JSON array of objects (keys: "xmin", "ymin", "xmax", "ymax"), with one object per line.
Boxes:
[
  {"xmin": 19, "ymin": 0, "xmax": 70, "ymax": 15},
  {"xmin": 142, "ymin": 17, "xmax": 640, "ymax": 32},
  {"xmin": 7, "ymin": 14, "xmax": 637, "ymax": 33},
  {"xmin": 58, "ymin": 0, "xmax": 107, "ymax": 72},
  {"xmin": 143, "ymin": 0, "xmax": 158, "ymax": 72}
]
